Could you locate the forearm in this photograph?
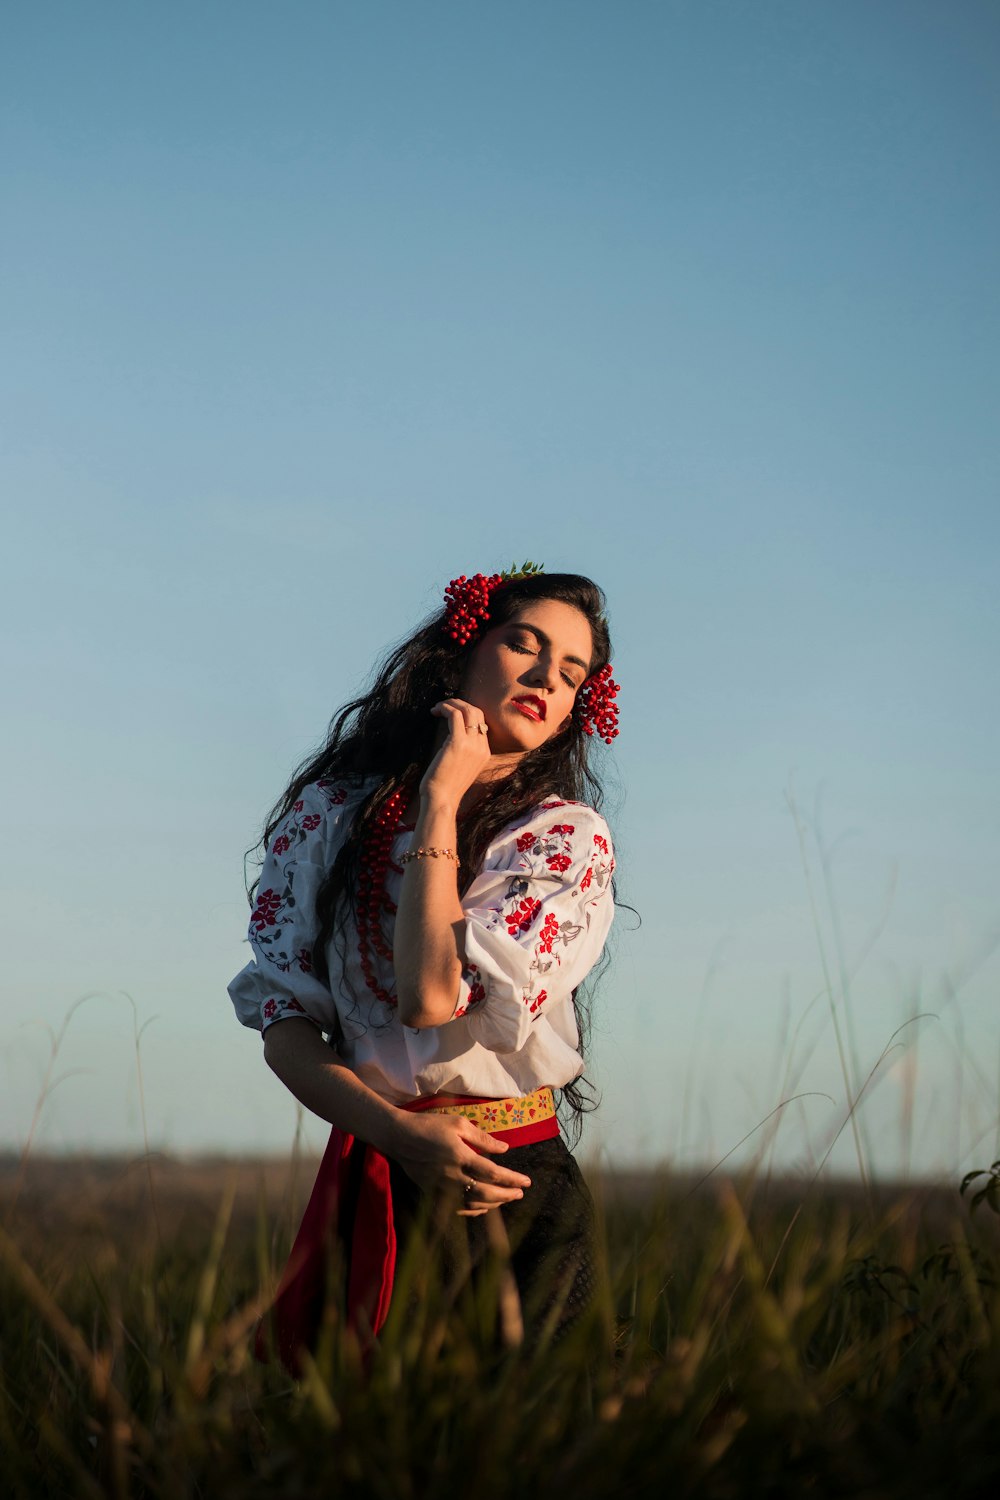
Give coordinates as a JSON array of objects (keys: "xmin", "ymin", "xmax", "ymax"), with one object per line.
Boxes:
[
  {"xmin": 262, "ymin": 1018, "xmax": 409, "ymax": 1157},
  {"xmin": 393, "ymin": 794, "xmax": 468, "ymax": 1027},
  {"xmin": 262, "ymin": 1019, "xmax": 532, "ymax": 1212}
]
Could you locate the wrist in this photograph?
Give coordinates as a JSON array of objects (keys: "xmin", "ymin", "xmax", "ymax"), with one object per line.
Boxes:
[
  {"xmin": 374, "ymin": 1107, "xmax": 416, "ymax": 1160},
  {"xmin": 416, "ymin": 794, "xmax": 460, "ymax": 834}
]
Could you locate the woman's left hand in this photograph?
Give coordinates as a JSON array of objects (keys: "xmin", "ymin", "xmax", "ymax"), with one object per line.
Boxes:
[{"xmin": 419, "ymin": 699, "xmax": 492, "ymax": 808}]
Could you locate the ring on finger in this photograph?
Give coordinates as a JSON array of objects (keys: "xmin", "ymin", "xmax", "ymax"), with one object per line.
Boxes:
[{"xmin": 463, "ymin": 1180, "xmax": 476, "ymax": 1196}]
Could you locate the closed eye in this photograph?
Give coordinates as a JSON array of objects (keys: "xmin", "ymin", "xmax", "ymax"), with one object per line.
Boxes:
[{"xmin": 506, "ymin": 639, "xmax": 579, "ymax": 688}]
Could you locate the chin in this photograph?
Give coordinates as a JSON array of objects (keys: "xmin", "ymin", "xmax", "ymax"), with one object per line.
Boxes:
[
  {"xmin": 488, "ymin": 732, "xmax": 534, "ymax": 756},
  {"xmin": 490, "ymin": 719, "xmax": 549, "ymax": 756}
]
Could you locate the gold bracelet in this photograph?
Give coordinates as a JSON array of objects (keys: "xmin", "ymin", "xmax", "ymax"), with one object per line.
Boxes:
[{"xmin": 400, "ymin": 846, "xmax": 461, "ymax": 867}]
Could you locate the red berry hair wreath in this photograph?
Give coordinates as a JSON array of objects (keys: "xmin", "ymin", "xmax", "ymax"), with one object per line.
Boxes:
[{"xmin": 442, "ymin": 565, "xmax": 620, "ymax": 744}]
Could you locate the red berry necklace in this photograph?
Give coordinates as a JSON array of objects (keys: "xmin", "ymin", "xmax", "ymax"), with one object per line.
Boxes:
[{"xmin": 356, "ymin": 784, "xmax": 412, "ymax": 1006}]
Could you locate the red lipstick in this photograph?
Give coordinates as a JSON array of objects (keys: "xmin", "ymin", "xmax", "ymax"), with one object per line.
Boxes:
[{"xmin": 512, "ymin": 695, "xmax": 547, "ymax": 722}]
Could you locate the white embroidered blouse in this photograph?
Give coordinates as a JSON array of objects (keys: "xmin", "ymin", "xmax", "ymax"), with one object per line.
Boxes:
[{"xmin": 228, "ymin": 779, "xmax": 616, "ymax": 1104}]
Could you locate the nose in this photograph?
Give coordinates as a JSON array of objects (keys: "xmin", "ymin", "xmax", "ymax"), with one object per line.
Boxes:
[{"xmin": 525, "ymin": 653, "xmax": 560, "ymax": 692}]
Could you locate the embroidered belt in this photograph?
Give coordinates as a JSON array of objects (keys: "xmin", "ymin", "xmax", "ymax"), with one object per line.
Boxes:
[
  {"xmin": 404, "ymin": 1085, "xmax": 558, "ymax": 1142},
  {"xmin": 255, "ymin": 1087, "xmax": 559, "ymax": 1374}
]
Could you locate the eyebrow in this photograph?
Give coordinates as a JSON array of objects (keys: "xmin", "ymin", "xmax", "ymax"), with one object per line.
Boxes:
[{"xmin": 508, "ymin": 623, "xmax": 590, "ymax": 675}]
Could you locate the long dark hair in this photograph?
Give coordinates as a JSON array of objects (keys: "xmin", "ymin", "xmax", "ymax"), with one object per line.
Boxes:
[{"xmin": 251, "ymin": 572, "xmax": 616, "ymax": 1139}]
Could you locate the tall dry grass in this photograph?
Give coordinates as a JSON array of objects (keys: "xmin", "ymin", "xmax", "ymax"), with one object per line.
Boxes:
[
  {"xmin": 2, "ymin": 1148, "xmax": 999, "ymax": 1498},
  {"xmin": 3, "ymin": 801, "xmax": 998, "ymax": 1495}
]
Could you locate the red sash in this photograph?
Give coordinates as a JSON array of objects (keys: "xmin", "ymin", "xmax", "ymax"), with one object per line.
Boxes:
[{"xmin": 254, "ymin": 1094, "xmax": 559, "ymax": 1374}]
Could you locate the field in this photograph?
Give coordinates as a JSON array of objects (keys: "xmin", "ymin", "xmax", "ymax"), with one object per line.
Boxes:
[{"xmin": 2, "ymin": 1150, "xmax": 999, "ymax": 1498}]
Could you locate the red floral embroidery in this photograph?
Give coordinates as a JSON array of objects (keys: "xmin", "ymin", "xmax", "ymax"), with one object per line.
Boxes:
[
  {"xmin": 263, "ymin": 996, "xmax": 305, "ymax": 1021},
  {"xmin": 546, "ymin": 853, "xmax": 571, "ymax": 873},
  {"xmin": 272, "ymin": 834, "xmax": 291, "ymax": 857},
  {"xmin": 593, "ymin": 833, "xmax": 609, "ymax": 853},
  {"xmin": 293, "ymin": 800, "xmax": 304, "ymax": 812},
  {"xmin": 516, "ymin": 831, "xmax": 536, "ymax": 852},
  {"xmin": 251, "ymin": 888, "xmax": 282, "ymax": 931},
  {"xmin": 506, "ymin": 897, "xmax": 542, "ymax": 935},
  {"xmin": 537, "ymin": 912, "xmax": 560, "ymax": 954},
  {"xmin": 467, "ymin": 978, "xmax": 486, "ymax": 1007},
  {"xmin": 296, "ymin": 948, "xmax": 313, "ymax": 973},
  {"xmin": 547, "ymin": 824, "xmax": 575, "ymax": 836},
  {"xmin": 331, "ymin": 787, "xmax": 347, "ymax": 804},
  {"xmin": 301, "ymin": 813, "xmax": 321, "ymax": 832},
  {"xmin": 528, "ymin": 988, "xmax": 548, "ymax": 1014},
  {"xmin": 579, "ymin": 866, "xmax": 593, "ymax": 892}
]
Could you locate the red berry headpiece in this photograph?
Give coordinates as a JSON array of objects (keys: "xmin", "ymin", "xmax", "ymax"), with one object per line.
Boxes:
[
  {"xmin": 574, "ymin": 662, "xmax": 620, "ymax": 744},
  {"xmin": 442, "ymin": 572, "xmax": 504, "ymax": 645},
  {"xmin": 441, "ymin": 563, "xmax": 621, "ymax": 745}
]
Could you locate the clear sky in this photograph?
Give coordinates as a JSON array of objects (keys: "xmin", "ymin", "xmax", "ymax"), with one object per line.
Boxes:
[{"xmin": 3, "ymin": 1, "xmax": 998, "ymax": 1180}]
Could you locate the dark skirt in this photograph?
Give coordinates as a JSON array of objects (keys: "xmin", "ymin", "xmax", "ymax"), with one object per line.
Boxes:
[
  {"xmin": 379, "ymin": 1135, "xmax": 600, "ymax": 1344},
  {"xmin": 258, "ymin": 1130, "xmax": 600, "ymax": 1372}
]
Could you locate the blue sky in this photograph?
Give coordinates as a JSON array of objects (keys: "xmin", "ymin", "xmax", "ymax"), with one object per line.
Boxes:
[{"xmin": 3, "ymin": 1, "xmax": 998, "ymax": 1179}]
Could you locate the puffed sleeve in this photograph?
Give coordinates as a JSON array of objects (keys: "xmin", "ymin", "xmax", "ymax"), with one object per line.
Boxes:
[
  {"xmin": 227, "ymin": 780, "xmax": 352, "ymax": 1035},
  {"xmin": 453, "ymin": 802, "xmax": 616, "ymax": 1054}
]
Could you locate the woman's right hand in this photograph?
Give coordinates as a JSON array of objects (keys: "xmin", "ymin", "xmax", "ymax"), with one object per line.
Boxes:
[
  {"xmin": 419, "ymin": 698, "xmax": 493, "ymax": 811},
  {"xmin": 389, "ymin": 1112, "xmax": 532, "ymax": 1217}
]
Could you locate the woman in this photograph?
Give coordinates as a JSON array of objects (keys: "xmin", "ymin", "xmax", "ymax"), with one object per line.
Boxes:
[{"xmin": 228, "ymin": 567, "xmax": 620, "ymax": 1370}]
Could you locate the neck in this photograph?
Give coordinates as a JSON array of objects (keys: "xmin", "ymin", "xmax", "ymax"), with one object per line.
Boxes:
[{"xmin": 458, "ymin": 752, "xmax": 524, "ymax": 815}]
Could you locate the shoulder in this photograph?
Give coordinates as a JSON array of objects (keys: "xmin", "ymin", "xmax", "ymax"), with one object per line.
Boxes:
[
  {"xmin": 266, "ymin": 776, "xmax": 369, "ymax": 861},
  {"xmin": 512, "ymin": 798, "xmax": 612, "ymax": 844},
  {"xmin": 487, "ymin": 799, "xmax": 615, "ymax": 873}
]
